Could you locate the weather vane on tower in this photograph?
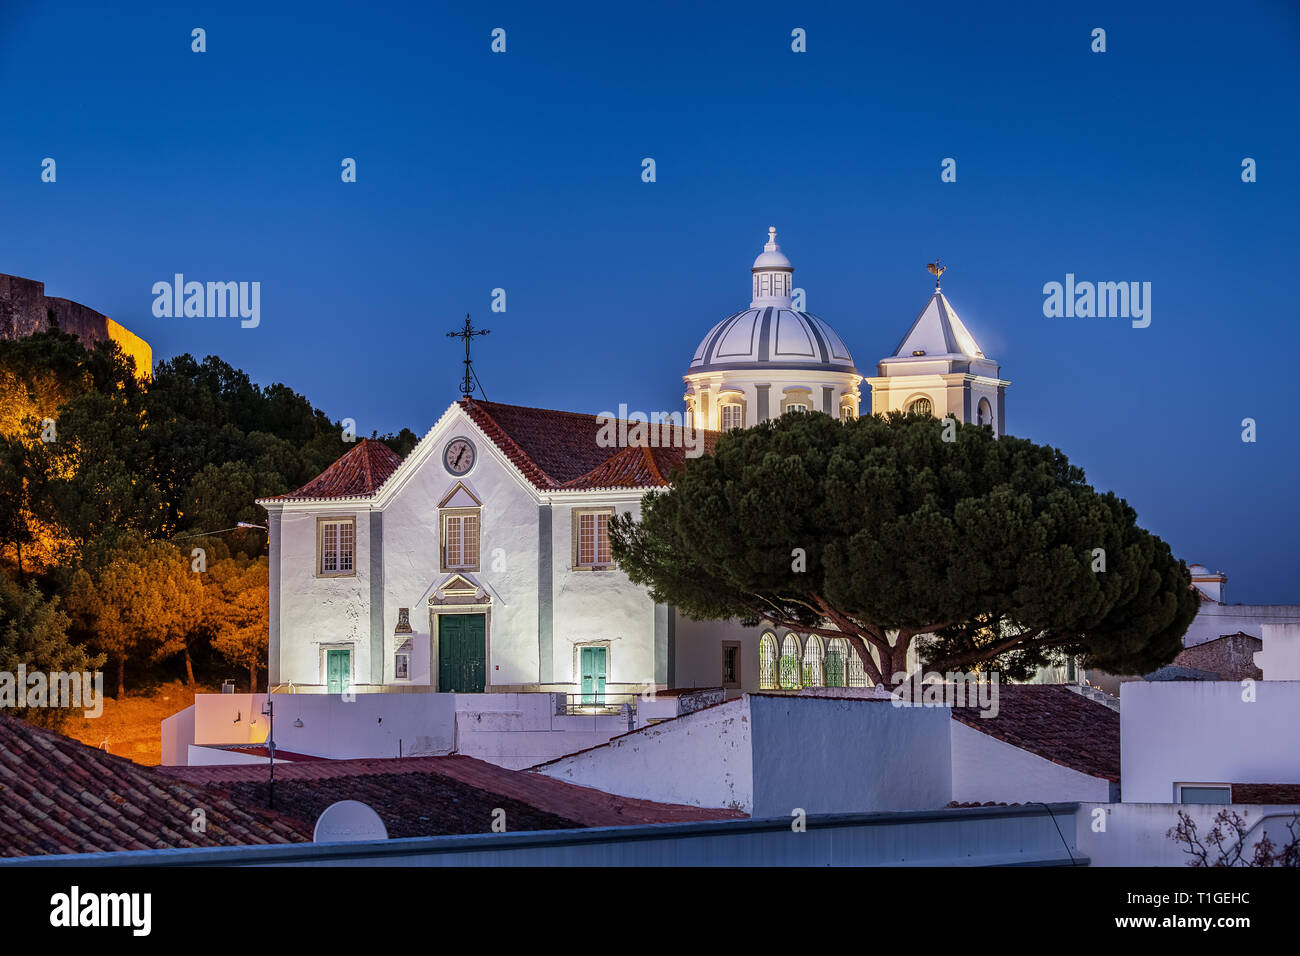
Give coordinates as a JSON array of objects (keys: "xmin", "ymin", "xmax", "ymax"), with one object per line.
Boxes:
[
  {"xmin": 927, "ymin": 260, "xmax": 946, "ymax": 290},
  {"xmin": 447, "ymin": 313, "xmax": 490, "ymax": 400}
]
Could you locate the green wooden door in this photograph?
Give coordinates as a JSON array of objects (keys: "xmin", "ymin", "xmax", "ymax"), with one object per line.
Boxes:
[
  {"xmin": 438, "ymin": 615, "xmax": 486, "ymax": 692},
  {"xmin": 326, "ymin": 648, "xmax": 351, "ymax": 695},
  {"xmin": 825, "ymin": 650, "xmax": 845, "ymax": 687},
  {"xmin": 580, "ymin": 646, "xmax": 607, "ymax": 704}
]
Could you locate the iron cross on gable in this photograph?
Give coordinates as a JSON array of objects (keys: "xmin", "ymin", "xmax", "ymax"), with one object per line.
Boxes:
[{"xmin": 447, "ymin": 313, "xmax": 490, "ymax": 399}]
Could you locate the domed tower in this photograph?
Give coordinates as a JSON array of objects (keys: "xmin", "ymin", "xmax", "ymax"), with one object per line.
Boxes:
[
  {"xmin": 863, "ymin": 263, "xmax": 1009, "ymax": 434},
  {"xmin": 684, "ymin": 228, "xmax": 862, "ymax": 430}
]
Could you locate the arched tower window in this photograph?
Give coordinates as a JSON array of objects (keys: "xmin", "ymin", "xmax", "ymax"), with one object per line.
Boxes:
[
  {"xmin": 907, "ymin": 397, "xmax": 932, "ymax": 416},
  {"xmin": 978, "ymin": 397, "xmax": 993, "ymax": 427}
]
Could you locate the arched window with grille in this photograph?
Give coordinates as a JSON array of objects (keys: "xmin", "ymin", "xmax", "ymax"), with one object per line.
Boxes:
[
  {"xmin": 907, "ymin": 396, "xmax": 933, "ymax": 416},
  {"xmin": 847, "ymin": 648, "xmax": 868, "ymax": 687},
  {"xmin": 801, "ymin": 635, "xmax": 824, "ymax": 687},
  {"xmin": 779, "ymin": 633, "xmax": 802, "ymax": 689},
  {"xmin": 825, "ymin": 638, "xmax": 849, "ymax": 687},
  {"xmin": 759, "ymin": 632, "xmax": 778, "ymax": 690}
]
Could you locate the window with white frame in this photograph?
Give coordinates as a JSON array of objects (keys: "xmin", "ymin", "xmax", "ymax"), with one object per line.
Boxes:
[
  {"xmin": 441, "ymin": 510, "xmax": 480, "ymax": 571},
  {"xmin": 1176, "ymin": 784, "xmax": 1232, "ymax": 804},
  {"xmin": 318, "ymin": 518, "xmax": 356, "ymax": 576},
  {"xmin": 720, "ymin": 403, "xmax": 744, "ymax": 431},
  {"xmin": 574, "ymin": 509, "xmax": 613, "ymax": 568},
  {"xmin": 394, "ymin": 652, "xmax": 410, "ymax": 680}
]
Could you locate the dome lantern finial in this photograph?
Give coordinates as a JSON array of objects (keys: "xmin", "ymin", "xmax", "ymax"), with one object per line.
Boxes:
[{"xmin": 751, "ymin": 226, "xmax": 794, "ymax": 307}]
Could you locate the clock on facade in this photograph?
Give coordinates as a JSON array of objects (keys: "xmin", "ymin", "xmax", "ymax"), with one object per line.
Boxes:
[{"xmin": 443, "ymin": 437, "xmax": 476, "ymax": 475}]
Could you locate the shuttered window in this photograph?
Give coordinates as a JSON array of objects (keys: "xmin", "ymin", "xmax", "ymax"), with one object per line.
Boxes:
[
  {"xmin": 319, "ymin": 519, "xmax": 355, "ymax": 575},
  {"xmin": 576, "ymin": 511, "xmax": 612, "ymax": 568},
  {"xmin": 443, "ymin": 512, "xmax": 480, "ymax": 570}
]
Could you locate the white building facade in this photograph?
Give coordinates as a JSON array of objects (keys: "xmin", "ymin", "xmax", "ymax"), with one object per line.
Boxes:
[{"xmin": 260, "ymin": 229, "xmax": 1009, "ymax": 699}]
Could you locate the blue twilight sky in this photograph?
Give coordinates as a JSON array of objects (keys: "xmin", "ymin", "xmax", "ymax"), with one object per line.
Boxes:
[{"xmin": 1, "ymin": 1, "xmax": 1297, "ymax": 602}]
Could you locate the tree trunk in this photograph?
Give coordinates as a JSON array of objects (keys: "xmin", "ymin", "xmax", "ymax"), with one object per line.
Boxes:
[
  {"xmin": 116, "ymin": 657, "xmax": 125, "ymax": 699},
  {"xmin": 184, "ymin": 646, "xmax": 195, "ymax": 686},
  {"xmin": 249, "ymin": 663, "xmax": 258, "ymax": 694},
  {"xmin": 15, "ymin": 538, "xmax": 23, "ymax": 584}
]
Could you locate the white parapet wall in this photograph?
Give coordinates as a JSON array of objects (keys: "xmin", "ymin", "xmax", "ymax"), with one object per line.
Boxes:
[
  {"xmin": 162, "ymin": 691, "xmax": 457, "ymax": 764},
  {"xmin": 1121, "ymin": 680, "xmax": 1300, "ymax": 802},
  {"xmin": 1076, "ymin": 802, "xmax": 1300, "ymax": 866},
  {"xmin": 537, "ymin": 697, "xmax": 754, "ymax": 810},
  {"xmin": 1257, "ymin": 623, "xmax": 1300, "ymax": 680},
  {"xmin": 452, "ymin": 692, "xmax": 630, "ymax": 770},
  {"xmin": 536, "ymin": 693, "xmax": 954, "ymax": 815},
  {"xmin": 162, "ymin": 690, "xmax": 638, "ymax": 768}
]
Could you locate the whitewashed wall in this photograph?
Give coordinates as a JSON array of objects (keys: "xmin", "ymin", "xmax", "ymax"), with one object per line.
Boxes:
[
  {"xmin": 1257, "ymin": 623, "xmax": 1300, "ymax": 679},
  {"xmin": 1076, "ymin": 802, "xmax": 1300, "ymax": 867},
  {"xmin": 748, "ymin": 695, "xmax": 951, "ymax": 815},
  {"xmin": 1121, "ymin": 680, "xmax": 1300, "ymax": 802},
  {"xmin": 1182, "ymin": 602, "xmax": 1300, "ymax": 648},
  {"xmin": 549, "ymin": 495, "xmax": 652, "ymax": 688},
  {"xmin": 538, "ymin": 694, "xmax": 954, "ymax": 815},
  {"xmin": 538, "ymin": 697, "xmax": 754, "ymax": 810},
  {"xmin": 951, "ymin": 720, "xmax": 1113, "ymax": 804},
  {"xmin": 673, "ymin": 614, "xmax": 762, "ymax": 692},
  {"xmin": 177, "ymin": 691, "xmax": 457, "ymax": 762},
  {"xmin": 276, "ymin": 505, "xmax": 373, "ymax": 687}
]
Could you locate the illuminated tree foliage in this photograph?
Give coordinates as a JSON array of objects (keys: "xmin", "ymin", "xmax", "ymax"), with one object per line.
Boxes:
[
  {"xmin": 0, "ymin": 570, "xmax": 104, "ymax": 728},
  {"xmin": 63, "ymin": 534, "xmax": 203, "ymax": 697},
  {"xmin": 609, "ymin": 411, "xmax": 1198, "ymax": 687},
  {"xmin": 200, "ymin": 556, "xmax": 269, "ymax": 693}
]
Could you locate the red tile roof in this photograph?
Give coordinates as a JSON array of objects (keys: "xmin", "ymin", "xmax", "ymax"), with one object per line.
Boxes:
[
  {"xmin": 461, "ymin": 399, "xmax": 717, "ymax": 491},
  {"xmin": 263, "ymin": 438, "xmax": 403, "ymax": 501},
  {"xmin": 0, "ymin": 714, "xmax": 308, "ymax": 856},
  {"xmin": 950, "ymin": 684, "xmax": 1121, "ymax": 783},
  {"xmin": 163, "ymin": 754, "xmax": 745, "ymax": 827},
  {"xmin": 1230, "ymin": 784, "xmax": 1300, "ymax": 805},
  {"xmin": 267, "ymin": 401, "xmax": 717, "ymax": 502}
]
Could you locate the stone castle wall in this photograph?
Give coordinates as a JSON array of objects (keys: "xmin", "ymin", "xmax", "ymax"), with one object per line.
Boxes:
[{"xmin": 0, "ymin": 273, "xmax": 152, "ymax": 378}]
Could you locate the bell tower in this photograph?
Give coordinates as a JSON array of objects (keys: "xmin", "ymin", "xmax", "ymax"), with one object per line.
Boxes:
[{"xmin": 863, "ymin": 263, "xmax": 1009, "ymax": 434}]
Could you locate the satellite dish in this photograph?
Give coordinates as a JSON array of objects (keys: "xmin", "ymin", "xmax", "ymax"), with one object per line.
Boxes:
[{"xmin": 313, "ymin": 800, "xmax": 389, "ymax": 843}]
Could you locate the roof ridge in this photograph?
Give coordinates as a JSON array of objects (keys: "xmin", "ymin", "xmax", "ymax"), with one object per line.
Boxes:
[{"xmin": 461, "ymin": 400, "xmax": 558, "ymax": 488}]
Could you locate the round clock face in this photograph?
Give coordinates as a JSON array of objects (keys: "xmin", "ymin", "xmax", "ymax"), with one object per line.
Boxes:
[{"xmin": 444, "ymin": 437, "xmax": 476, "ymax": 475}]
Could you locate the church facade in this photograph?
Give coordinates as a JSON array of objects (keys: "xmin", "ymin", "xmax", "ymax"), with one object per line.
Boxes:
[{"xmin": 259, "ymin": 229, "xmax": 1007, "ymax": 697}]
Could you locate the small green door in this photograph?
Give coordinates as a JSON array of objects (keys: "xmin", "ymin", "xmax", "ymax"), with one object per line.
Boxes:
[
  {"xmin": 438, "ymin": 615, "xmax": 486, "ymax": 692},
  {"xmin": 326, "ymin": 648, "xmax": 351, "ymax": 695},
  {"xmin": 580, "ymin": 646, "xmax": 607, "ymax": 704}
]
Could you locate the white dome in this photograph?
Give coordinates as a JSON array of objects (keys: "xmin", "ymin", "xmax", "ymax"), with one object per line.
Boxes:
[{"xmin": 690, "ymin": 307, "xmax": 857, "ymax": 374}]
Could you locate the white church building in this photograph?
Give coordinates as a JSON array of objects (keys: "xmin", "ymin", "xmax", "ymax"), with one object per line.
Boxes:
[{"xmin": 258, "ymin": 229, "xmax": 1008, "ymax": 699}]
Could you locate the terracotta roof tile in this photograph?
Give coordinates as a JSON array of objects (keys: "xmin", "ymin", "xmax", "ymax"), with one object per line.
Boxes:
[
  {"xmin": 462, "ymin": 399, "xmax": 717, "ymax": 490},
  {"xmin": 949, "ymin": 684, "xmax": 1121, "ymax": 783},
  {"xmin": 1230, "ymin": 784, "xmax": 1300, "ymax": 805},
  {"xmin": 0, "ymin": 714, "xmax": 309, "ymax": 856},
  {"xmin": 164, "ymin": 754, "xmax": 744, "ymax": 828},
  {"xmin": 272, "ymin": 401, "xmax": 717, "ymax": 502},
  {"xmin": 263, "ymin": 438, "xmax": 402, "ymax": 501}
]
